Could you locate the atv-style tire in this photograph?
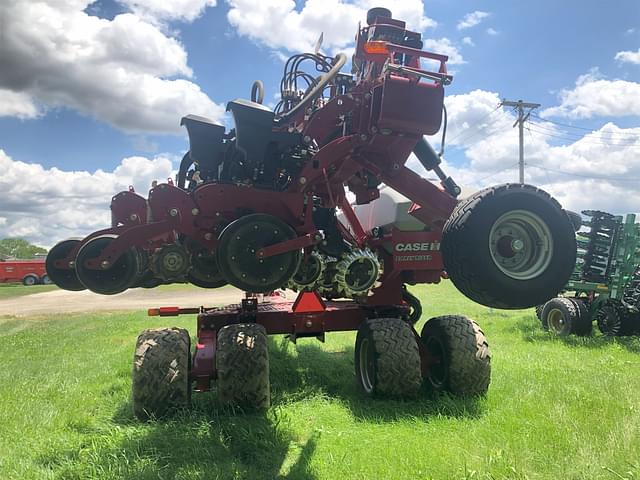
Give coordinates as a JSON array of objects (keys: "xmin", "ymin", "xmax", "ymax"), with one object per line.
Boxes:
[
  {"xmin": 541, "ymin": 298, "xmax": 579, "ymax": 336},
  {"xmin": 216, "ymin": 323, "xmax": 270, "ymax": 410},
  {"xmin": 132, "ymin": 327, "xmax": 191, "ymax": 420},
  {"xmin": 355, "ymin": 318, "xmax": 422, "ymax": 397},
  {"xmin": 569, "ymin": 298, "xmax": 592, "ymax": 336},
  {"xmin": 421, "ymin": 315, "xmax": 491, "ymax": 396},
  {"xmin": 442, "ymin": 184, "xmax": 576, "ymax": 309}
]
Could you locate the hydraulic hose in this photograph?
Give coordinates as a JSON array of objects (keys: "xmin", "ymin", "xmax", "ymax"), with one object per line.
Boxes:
[{"xmin": 275, "ymin": 53, "xmax": 347, "ymax": 125}]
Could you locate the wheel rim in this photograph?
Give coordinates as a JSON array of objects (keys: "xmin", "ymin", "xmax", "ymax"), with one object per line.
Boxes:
[
  {"xmin": 489, "ymin": 209, "xmax": 553, "ymax": 280},
  {"xmin": 424, "ymin": 336, "xmax": 446, "ymax": 388},
  {"xmin": 547, "ymin": 308, "xmax": 566, "ymax": 333},
  {"xmin": 358, "ymin": 338, "xmax": 375, "ymax": 393},
  {"xmin": 24, "ymin": 276, "xmax": 36, "ymax": 285}
]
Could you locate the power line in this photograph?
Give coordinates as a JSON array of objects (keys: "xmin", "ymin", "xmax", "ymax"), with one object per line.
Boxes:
[
  {"xmin": 528, "ymin": 121, "xmax": 639, "ymax": 144},
  {"xmin": 530, "ymin": 113, "xmax": 640, "ymax": 137},
  {"xmin": 526, "ymin": 163, "xmax": 640, "ymax": 182},
  {"xmin": 527, "ymin": 125, "xmax": 640, "ymax": 147},
  {"xmin": 446, "ymin": 105, "xmax": 502, "ymax": 145},
  {"xmin": 476, "ymin": 162, "xmax": 520, "ymax": 183}
]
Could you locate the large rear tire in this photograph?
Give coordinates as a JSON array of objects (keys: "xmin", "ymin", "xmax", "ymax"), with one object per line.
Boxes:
[
  {"xmin": 354, "ymin": 318, "xmax": 422, "ymax": 397},
  {"xmin": 421, "ymin": 315, "xmax": 491, "ymax": 396},
  {"xmin": 216, "ymin": 323, "xmax": 270, "ymax": 410},
  {"xmin": 132, "ymin": 327, "xmax": 191, "ymax": 420},
  {"xmin": 442, "ymin": 184, "xmax": 576, "ymax": 309}
]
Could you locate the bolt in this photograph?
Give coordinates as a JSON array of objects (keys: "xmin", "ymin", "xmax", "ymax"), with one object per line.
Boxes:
[
  {"xmin": 303, "ymin": 135, "xmax": 312, "ymax": 144},
  {"xmin": 191, "ymin": 208, "xmax": 199, "ymax": 215},
  {"xmin": 68, "ymin": 261, "xmax": 75, "ymax": 268},
  {"xmin": 204, "ymin": 233, "xmax": 213, "ymax": 240},
  {"xmin": 299, "ymin": 177, "xmax": 307, "ymax": 184},
  {"xmin": 169, "ymin": 208, "xmax": 178, "ymax": 217},
  {"xmin": 305, "ymin": 320, "xmax": 313, "ymax": 328},
  {"xmin": 360, "ymin": 134, "xmax": 368, "ymax": 141},
  {"xmin": 129, "ymin": 213, "xmax": 138, "ymax": 221},
  {"xmin": 511, "ymin": 239, "xmax": 525, "ymax": 252},
  {"xmin": 101, "ymin": 260, "xmax": 110, "ymax": 269},
  {"xmin": 371, "ymin": 126, "xmax": 378, "ymax": 133}
]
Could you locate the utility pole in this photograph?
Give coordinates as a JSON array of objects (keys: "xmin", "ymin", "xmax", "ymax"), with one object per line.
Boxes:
[{"xmin": 501, "ymin": 99, "xmax": 541, "ymax": 184}]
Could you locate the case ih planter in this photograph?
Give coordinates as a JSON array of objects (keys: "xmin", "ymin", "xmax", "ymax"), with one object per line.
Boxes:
[{"xmin": 46, "ymin": 8, "xmax": 577, "ymax": 418}]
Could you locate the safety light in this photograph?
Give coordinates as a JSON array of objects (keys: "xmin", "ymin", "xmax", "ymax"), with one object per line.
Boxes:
[{"xmin": 363, "ymin": 41, "xmax": 389, "ymax": 54}]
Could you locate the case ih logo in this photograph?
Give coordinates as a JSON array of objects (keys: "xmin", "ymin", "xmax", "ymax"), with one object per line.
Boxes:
[{"xmin": 394, "ymin": 242, "xmax": 441, "ymax": 252}]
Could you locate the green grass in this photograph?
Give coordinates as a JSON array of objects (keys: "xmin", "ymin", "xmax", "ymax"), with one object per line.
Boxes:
[
  {"xmin": 1, "ymin": 280, "xmax": 640, "ymax": 479},
  {"xmin": 0, "ymin": 283, "xmax": 58, "ymax": 299}
]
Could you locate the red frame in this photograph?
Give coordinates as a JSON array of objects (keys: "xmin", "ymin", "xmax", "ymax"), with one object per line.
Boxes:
[{"xmin": 150, "ymin": 291, "xmax": 438, "ymax": 391}]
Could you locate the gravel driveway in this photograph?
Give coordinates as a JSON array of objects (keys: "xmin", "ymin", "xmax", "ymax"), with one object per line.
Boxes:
[{"xmin": 0, "ymin": 286, "xmax": 247, "ymax": 317}]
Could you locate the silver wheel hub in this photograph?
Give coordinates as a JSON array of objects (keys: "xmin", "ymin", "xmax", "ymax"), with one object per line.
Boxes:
[{"xmin": 489, "ymin": 210, "xmax": 553, "ymax": 280}]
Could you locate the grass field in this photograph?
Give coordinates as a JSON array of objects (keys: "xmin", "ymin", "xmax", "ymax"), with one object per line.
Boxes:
[
  {"xmin": 0, "ymin": 283, "xmax": 58, "ymax": 299},
  {"xmin": 1, "ymin": 280, "xmax": 639, "ymax": 479}
]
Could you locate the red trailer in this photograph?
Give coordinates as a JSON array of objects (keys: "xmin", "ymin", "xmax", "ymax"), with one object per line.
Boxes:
[{"xmin": 0, "ymin": 258, "xmax": 50, "ymax": 285}]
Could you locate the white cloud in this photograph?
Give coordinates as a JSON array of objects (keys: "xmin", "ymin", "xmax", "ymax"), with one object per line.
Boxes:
[
  {"xmin": 0, "ymin": 150, "xmax": 176, "ymax": 248},
  {"xmin": 457, "ymin": 11, "xmax": 490, "ymax": 30},
  {"xmin": 118, "ymin": 0, "xmax": 217, "ymax": 23},
  {"xmin": 486, "ymin": 27, "xmax": 499, "ymax": 36},
  {"xmin": 541, "ymin": 70, "xmax": 640, "ymax": 119},
  {"xmin": 423, "ymin": 38, "xmax": 465, "ymax": 65},
  {"xmin": 226, "ymin": 0, "xmax": 436, "ymax": 53},
  {"xmin": 0, "ymin": 1, "xmax": 224, "ymax": 133},
  {"xmin": 0, "ymin": 89, "xmax": 41, "ymax": 119},
  {"xmin": 462, "ymin": 37, "xmax": 474, "ymax": 47},
  {"xmin": 615, "ymin": 48, "xmax": 640, "ymax": 65}
]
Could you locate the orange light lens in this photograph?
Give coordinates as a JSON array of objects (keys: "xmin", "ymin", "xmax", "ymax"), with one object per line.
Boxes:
[{"xmin": 363, "ymin": 41, "xmax": 389, "ymax": 54}]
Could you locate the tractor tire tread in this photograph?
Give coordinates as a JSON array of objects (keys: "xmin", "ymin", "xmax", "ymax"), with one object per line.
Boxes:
[
  {"xmin": 217, "ymin": 323, "xmax": 270, "ymax": 410},
  {"xmin": 568, "ymin": 298, "xmax": 592, "ymax": 336},
  {"xmin": 422, "ymin": 315, "xmax": 491, "ymax": 396},
  {"xmin": 132, "ymin": 327, "xmax": 191, "ymax": 420},
  {"xmin": 357, "ymin": 318, "xmax": 422, "ymax": 397}
]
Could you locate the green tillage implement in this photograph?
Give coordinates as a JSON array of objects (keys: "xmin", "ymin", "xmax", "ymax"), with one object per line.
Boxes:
[{"xmin": 538, "ymin": 211, "xmax": 640, "ymax": 336}]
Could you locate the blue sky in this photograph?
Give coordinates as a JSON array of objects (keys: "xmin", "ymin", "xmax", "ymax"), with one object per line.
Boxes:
[{"xmin": 0, "ymin": 0, "xmax": 639, "ymax": 246}]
